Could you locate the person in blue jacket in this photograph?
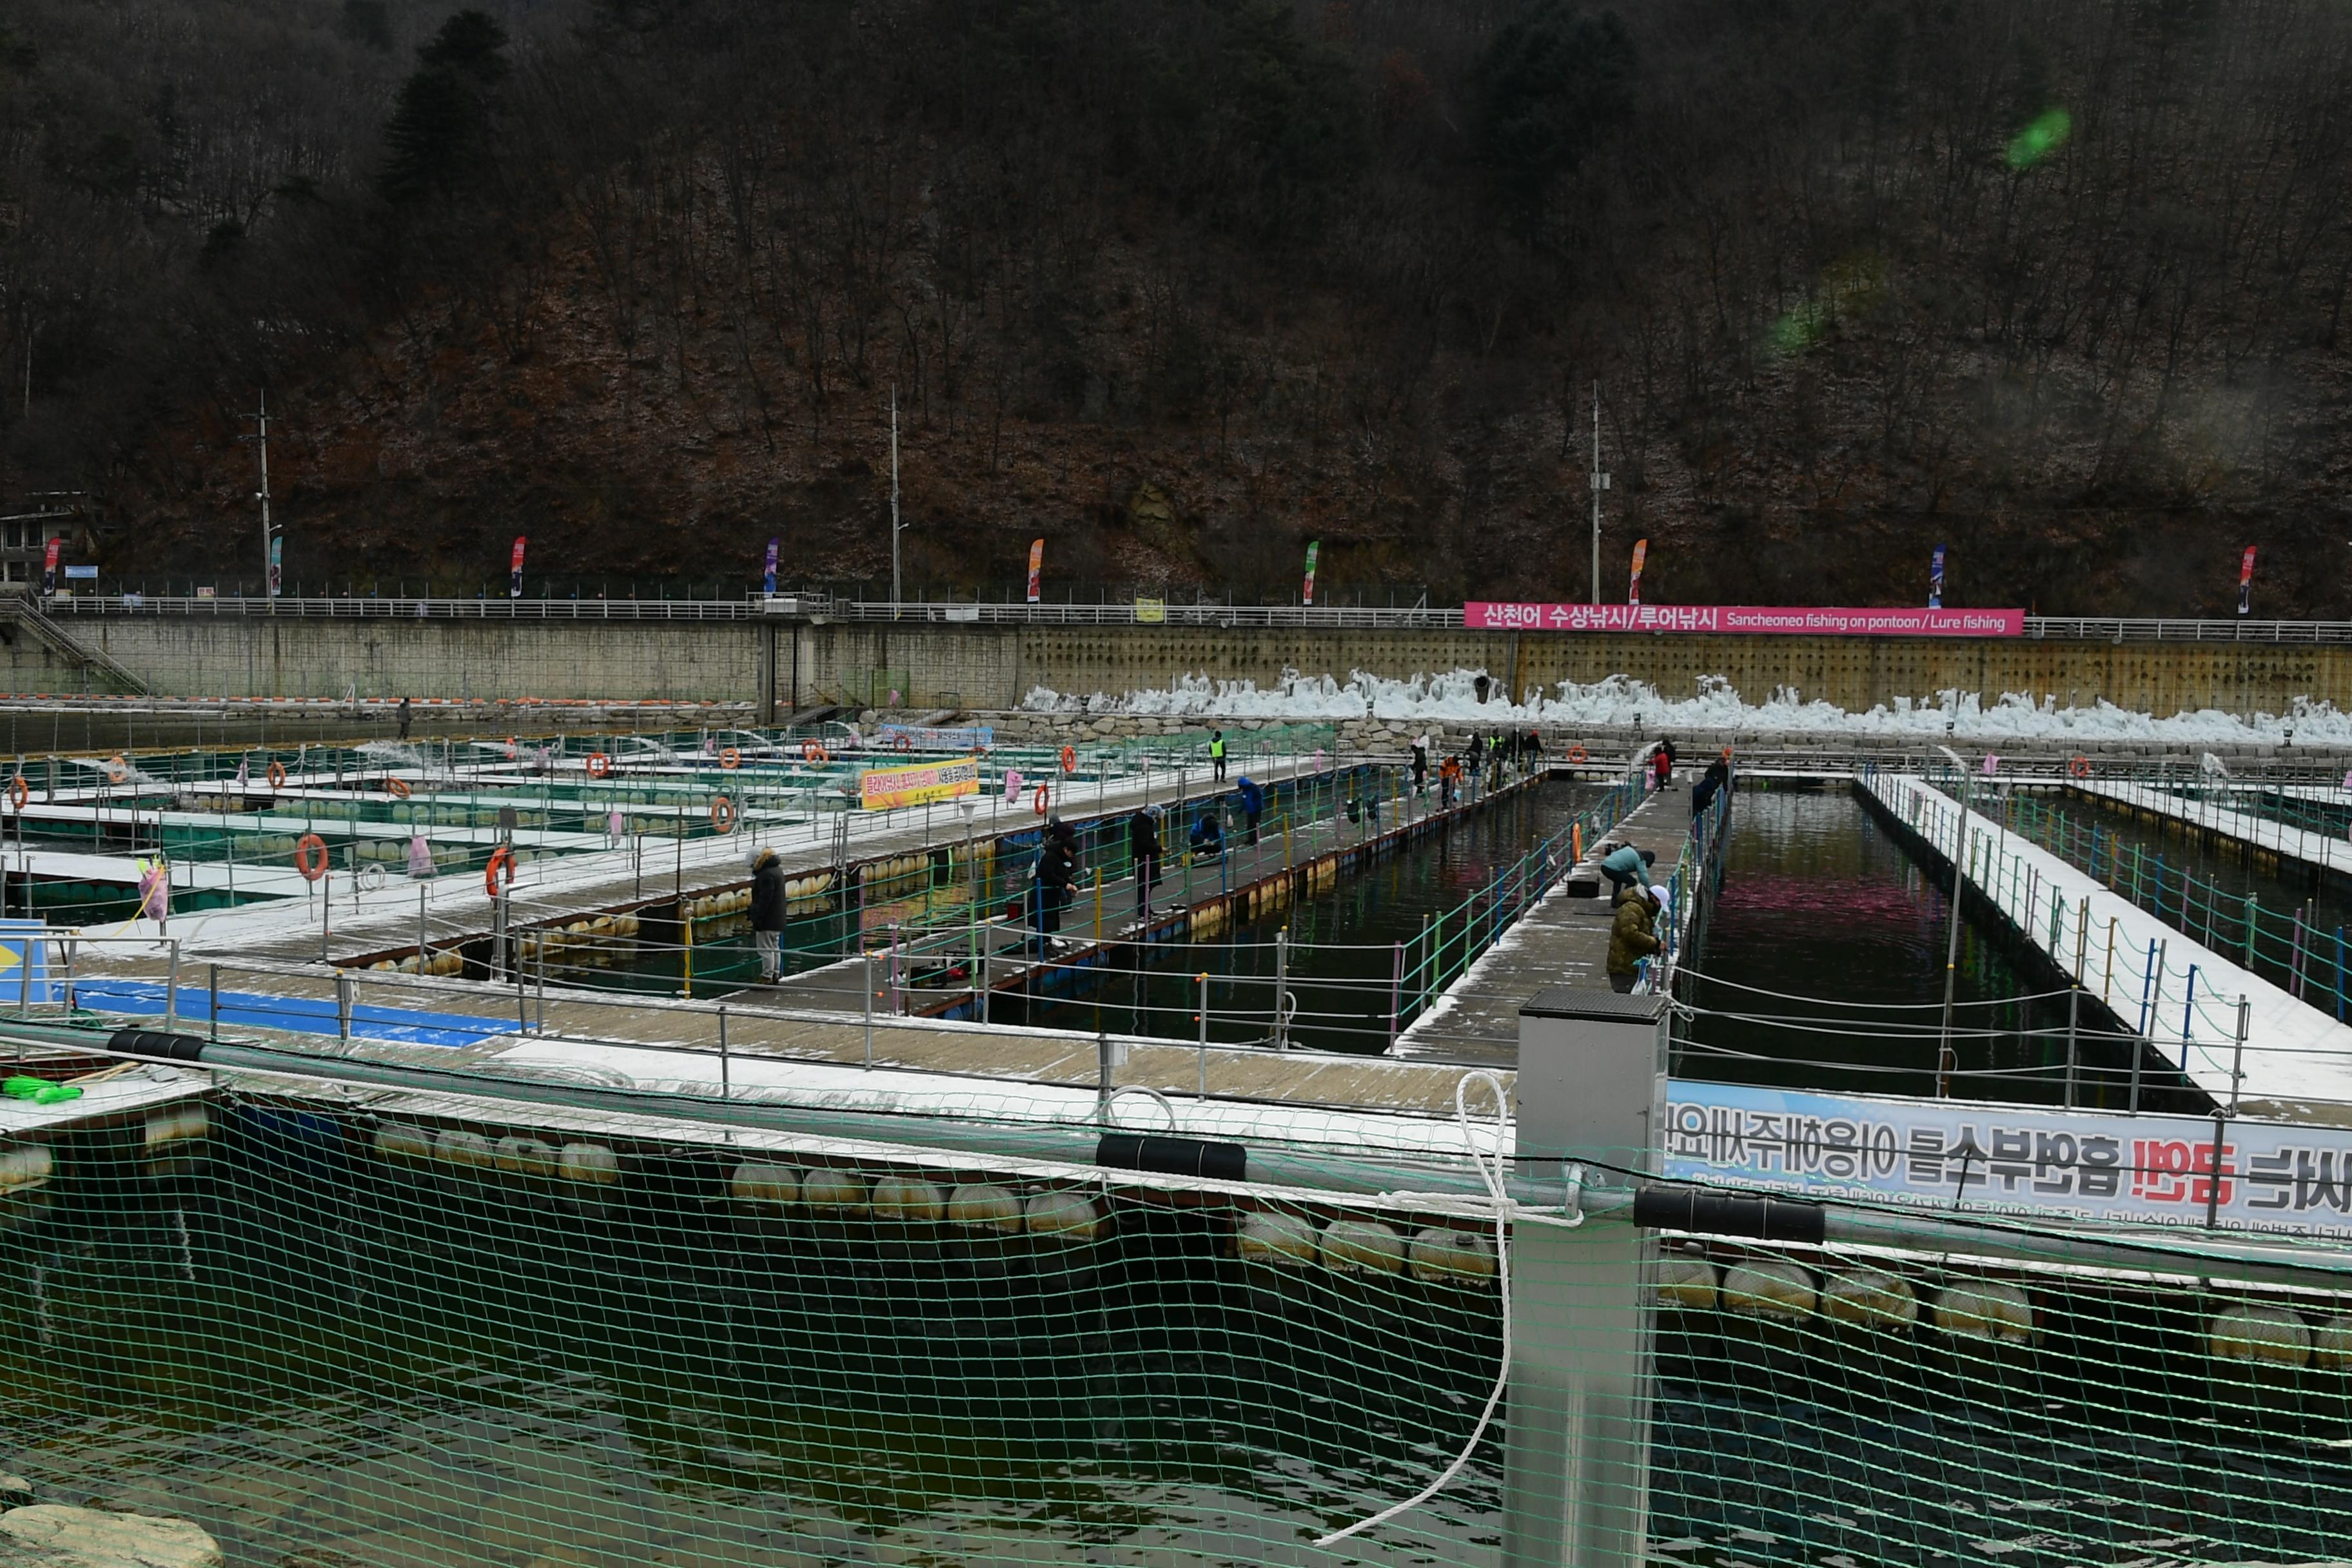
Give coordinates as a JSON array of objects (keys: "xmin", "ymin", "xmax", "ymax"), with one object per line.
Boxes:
[
  {"xmin": 1236, "ymin": 776, "xmax": 1265, "ymax": 845},
  {"xmin": 1600, "ymin": 843, "xmax": 1654, "ymax": 899}
]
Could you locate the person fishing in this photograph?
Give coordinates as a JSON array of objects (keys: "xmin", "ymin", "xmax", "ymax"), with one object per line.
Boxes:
[
  {"xmin": 1129, "ymin": 807, "xmax": 1162, "ymax": 918},
  {"xmin": 1235, "ymin": 775, "xmax": 1265, "ymax": 845},
  {"xmin": 749, "ymin": 845, "xmax": 787, "ymax": 981},
  {"xmin": 1599, "ymin": 842, "xmax": 1655, "ymax": 900},
  {"xmin": 1034, "ymin": 818, "xmax": 1080, "ymax": 955},
  {"xmin": 1188, "ymin": 810, "xmax": 1224, "ymax": 862},
  {"xmin": 1607, "ymin": 885, "xmax": 1661, "ymax": 994}
]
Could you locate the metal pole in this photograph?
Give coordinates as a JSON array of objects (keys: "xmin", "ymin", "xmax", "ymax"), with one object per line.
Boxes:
[
  {"xmin": 164, "ymin": 940, "xmax": 180, "ymax": 1034},
  {"xmin": 1933, "ymin": 745, "xmax": 1972, "ymax": 1096},
  {"xmin": 863, "ymin": 949, "xmax": 875, "ymax": 1068},
  {"xmin": 718, "ymin": 1003, "xmax": 730, "ymax": 1101},
  {"xmin": 2064, "ymin": 986, "xmax": 2079, "ymax": 1108},
  {"xmin": 1197, "ymin": 970, "xmax": 1210, "ymax": 1096},
  {"xmin": 1389, "ymin": 939, "xmax": 1404, "ymax": 1049},
  {"xmin": 889, "ymin": 386, "xmax": 902, "ymax": 614},
  {"xmin": 2228, "ymin": 995, "xmax": 2248, "ymax": 1117},
  {"xmin": 1590, "ymin": 381, "xmax": 1605, "ymax": 602},
  {"xmin": 1273, "ymin": 928, "xmax": 1289, "ymax": 1051},
  {"xmin": 208, "ymin": 963, "xmax": 219, "ymax": 1044},
  {"xmin": 336, "ymin": 970, "xmax": 352, "ymax": 1043}
]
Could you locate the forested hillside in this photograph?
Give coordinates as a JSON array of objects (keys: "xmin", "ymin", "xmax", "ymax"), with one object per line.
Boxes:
[{"xmin": 5, "ymin": 0, "xmax": 2352, "ymax": 612}]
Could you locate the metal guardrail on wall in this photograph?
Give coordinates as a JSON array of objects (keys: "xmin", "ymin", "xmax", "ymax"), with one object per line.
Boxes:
[{"xmin": 36, "ymin": 593, "xmax": 2352, "ymax": 643}]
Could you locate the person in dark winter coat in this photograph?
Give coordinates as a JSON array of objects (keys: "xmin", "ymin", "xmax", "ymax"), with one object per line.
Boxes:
[
  {"xmin": 1692, "ymin": 756, "xmax": 1730, "ymax": 819},
  {"xmin": 749, "ymin": 847, "xmax": 788, "ymax": 981},
  {"xmin": 1129, "ymin": 808, "xmax": 1162, "ymax": 917},
  {"xmin": 1606, "ymin": 886, "xmax": 1661, "ymax": 993},
  {"xmin": 1034, "ymin": 819, "xmax": 1081, "ymax": 954},
  {"xmin": 1236, "ymin": 776, "xmax": 1265, "ymax": 845}
]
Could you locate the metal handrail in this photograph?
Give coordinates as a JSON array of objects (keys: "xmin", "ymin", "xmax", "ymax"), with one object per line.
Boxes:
[{"xmin": 44, "ymin": 594, "xmax": 2352, "ymax": 642}]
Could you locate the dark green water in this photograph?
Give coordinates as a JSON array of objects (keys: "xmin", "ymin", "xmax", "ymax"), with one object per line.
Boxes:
[
  {"xmin": 1000, "ymin": 781, "xmax": 1596, "ymax": 1054},
  {"xmin": 1677, "ymin": 787, "xmax": 2163, "ymax": 1107}
]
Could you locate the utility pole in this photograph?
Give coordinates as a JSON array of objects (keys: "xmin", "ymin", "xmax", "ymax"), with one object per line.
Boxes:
[
  {"xmin": 239, "ymin": 391, "xmax": 276, "ymax": 613},
  {"xmin": 1588, "ymin": 381, "xmax": 1609, "ymax": 605},
  {"xmin": 888, "ymin": 384, "xmax": 903, "ymax": 618}
]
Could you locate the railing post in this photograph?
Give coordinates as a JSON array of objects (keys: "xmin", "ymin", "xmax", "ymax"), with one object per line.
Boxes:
[
  {"xmin": 1273, "ymin": 928, "xmax": 1290, "ymax": 1050},
  {"xmin": 1197, "ymin": 970, "xmax": 1210, "ymax": 1095},
  {"xmin": 1506, "ymin": 987, "xmax": 1665, "ymax": 1568}
]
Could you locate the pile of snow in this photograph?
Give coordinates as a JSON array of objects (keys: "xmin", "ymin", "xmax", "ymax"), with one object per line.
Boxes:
[{"xmin": 1020, "ymin": 669, "xmax": 2352, "ymax": 744}]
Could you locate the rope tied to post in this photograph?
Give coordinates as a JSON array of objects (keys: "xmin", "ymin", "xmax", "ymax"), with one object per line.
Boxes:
[{"xmin": 1316, "ymin": 1068, "xmax": 1525, "ymax": 1548}]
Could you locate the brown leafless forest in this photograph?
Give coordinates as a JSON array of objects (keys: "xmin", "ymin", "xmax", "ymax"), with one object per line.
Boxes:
[{"xmin": 5, "ymin": 0, "xmax": 2352, "ymax": 611}]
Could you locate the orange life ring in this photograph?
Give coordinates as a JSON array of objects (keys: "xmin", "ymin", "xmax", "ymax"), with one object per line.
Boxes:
[
  {"xmin": 5, "ymin": 776, "xmax": 24, "ymax": 811},
  {"xmin": 801, "ymin": 740, "xmax": 828, "ymax": 762},
  {"xmin": 386, "ymin": 776, "xmax": 411, "ymax": 798},
  {"xmin": 484, "ymin": 844, "xmax": 515, "ymax": 897},
  {"xmin": 585, "ymin": 752, "xmax": 612, "ymax": 778},
  {"xmin": 103, "ymin": 755, "xmax": 129, "ymax": 785},
  {"xmin": 720, "ymin": 747, "xmax": 741, "ymax": 770},
  {"xmin": 1059, "ymin": 745, "xmax": 1077, "ymax": 774},
  {"xmin": 1032, "ymin": 783, "xmax": 1050, "ymax": 816},
  {"xmin": 710, "ymin": 794, "xmax": 736, "ymax": 832},
  {"xmin": 266, "ymin": 760, "xmax": 287, "ymax": 789},
  {"xmin": 1721, "ymin": 745, "xmax": 1734, "ymax": 761},
  {"xmin": 295, "ymin": 834, "xmax": 330, "ymax": 882},
  {"xmin": 1566, "ymin": 745, "xmax": 1589, "ymax": 765},
  {"xmin": 896, "ymin": 735, "xmax": 915, "ymax": 752},
  {"xmin": 2069, "ymin": 755, "xmax": 2092, "ymax": 779}
]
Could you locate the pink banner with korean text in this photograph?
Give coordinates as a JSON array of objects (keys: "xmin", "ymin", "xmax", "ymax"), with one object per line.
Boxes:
[{"xmin": 1465, "ymin": 602, "xmax": 2025, "ymax": 638}]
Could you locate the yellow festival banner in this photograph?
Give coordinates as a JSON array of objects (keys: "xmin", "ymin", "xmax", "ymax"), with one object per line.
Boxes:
[{"xmin": 859, "ymin": 755, "xmax": 982, "ymax": 811}]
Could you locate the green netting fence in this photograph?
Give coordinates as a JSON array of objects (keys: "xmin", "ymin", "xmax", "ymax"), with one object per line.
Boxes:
[{"xmin": 5, "ymin": 1063, "xmax": 2352, "ymax": 1567}]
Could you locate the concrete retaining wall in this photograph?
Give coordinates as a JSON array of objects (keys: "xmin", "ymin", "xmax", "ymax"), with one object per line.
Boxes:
[{"xmin": 38, "ymin": 612, "xmax": 2352, "ymax": 720}]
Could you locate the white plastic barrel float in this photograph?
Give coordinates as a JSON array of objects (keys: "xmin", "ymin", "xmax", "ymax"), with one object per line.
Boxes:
[
  {"xmin": 1235, "ymin": 1211, "xmax": 1318, "ymax": 1268},
  {"xmin": 1822, "ymin": 1268, "xmax": 1920, "ymax": 1330},
  {"xmin": 800, "ymin": 1167, "xmax": 867, "ymax": 1215},
  {"xmin": 1318, "ymin": 1219, "xmax": 1405, "ymax": 1276},
  {"xmin": 730, "ymin": 1162, "xmax": 801, "ymax": 1208},
  {"xmin": 1407, "ymin": 1226, "xmax": 1497, "ymax": 1286},
  {"xmin": 1932, "ymin": 1279, "xmax": 2035, "ymax": 1344},
  {"xmin": 1655, "ymin": 1255, "xmax": 1720, "ymax": 1311},
  {"xmin": 946, "ymin": 1183, "xmax": 1023, "ymax": 1233},
  {"xmin": 2210, "ymin": 1304, "xmax": 2311, "ymax": 1368},
  {"xmin": 1023, "ymin": 1191, "xmax": 1100, "ymax": 1244},
  {"xmin": 870, "ymin": 1175, "xmax": 946, "ymax": 1224},
  {"xmin": 1721, "ymin": 1259, "xmax": 1816, "ymax": 1319}
]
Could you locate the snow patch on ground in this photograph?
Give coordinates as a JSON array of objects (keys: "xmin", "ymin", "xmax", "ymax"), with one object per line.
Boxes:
[{"xmin": 1022, "ymin": 669, "xmax": 2352, "ymax": 743}]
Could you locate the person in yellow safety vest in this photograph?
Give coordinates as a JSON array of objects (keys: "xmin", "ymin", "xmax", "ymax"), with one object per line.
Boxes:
[{"xmin": 1210, "ymin": 730, "xmax": 1228, "ymax": 781}]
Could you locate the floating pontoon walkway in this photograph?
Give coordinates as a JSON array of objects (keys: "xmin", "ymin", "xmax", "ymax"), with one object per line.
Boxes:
[
  {"xmin": 1864, "ymin": 772, "xmax": 2352, "ymax": 1122},
  {"xmin": 1394, "ymin": 777, "xmax": 1718, "ymax": 1063},
  {"xmin": 2064, "ymin": 778, "xmax": 2352, "ymax": 885}
]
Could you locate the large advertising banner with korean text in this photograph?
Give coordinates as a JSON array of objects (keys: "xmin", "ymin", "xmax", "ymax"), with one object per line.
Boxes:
[
  {"xmin": 1665, "ymin": 1079, "xmax": 2352, "ymax": 1240},
  {"xmin": 1466, "ymin": 603, "xmax": 2024, "ymax": 637},
  {"xmin": 858, "ymin": 755, "xmax": 982, "ymax": 811}
]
